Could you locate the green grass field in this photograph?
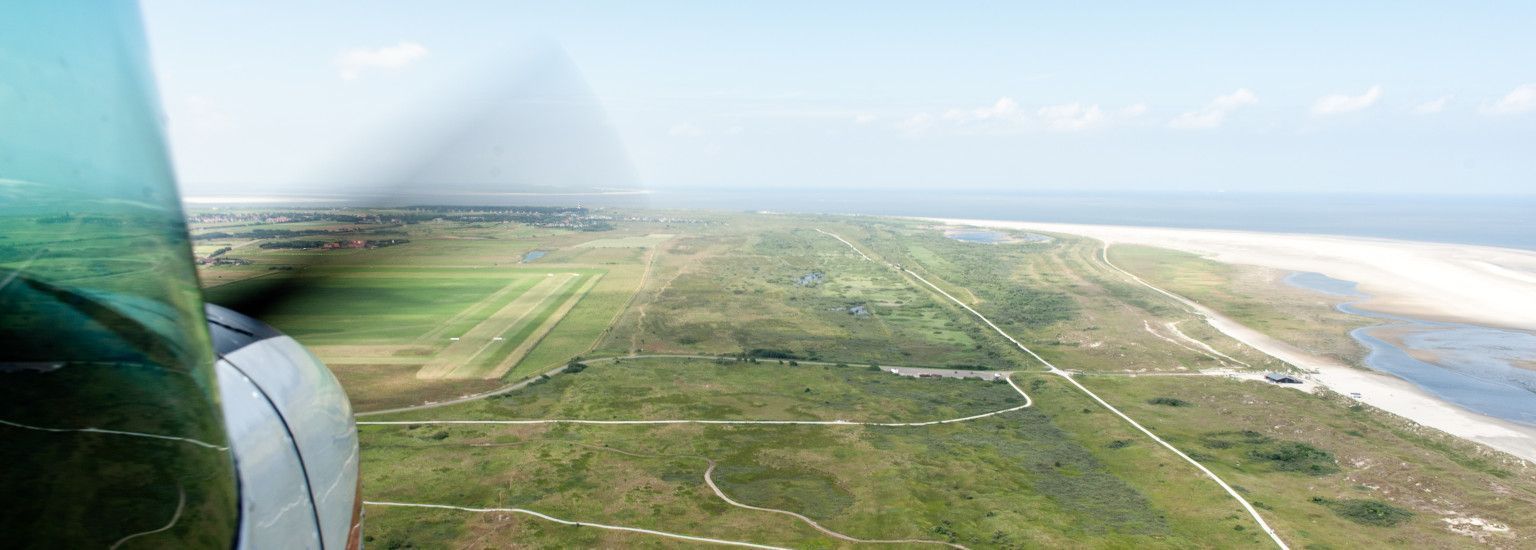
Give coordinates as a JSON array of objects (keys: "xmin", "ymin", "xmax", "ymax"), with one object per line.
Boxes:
[
  {"xmin": 594, "ymin": 225, "xmax": 1013, "ymax": 369},
  {"xmin": 195, "ymin": 217, "xmax": 654, "ymax": 410},
  {"xmin": 361, "ymin": 359, "xmax": 1264, "ymax": 549},
  {"xmin": 376, "ymin": 357, "xmax": 1026, "ymax": 423},
  {"xmin": 188, "ymin": 209, "xmax": 1536, "ymax": 548},
  {"xmin": 416, "ymin": 272, "xmax": 590, "ymax": 379}
]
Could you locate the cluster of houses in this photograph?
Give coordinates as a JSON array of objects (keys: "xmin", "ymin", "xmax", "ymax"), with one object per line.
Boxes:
[{"xmin": 320, "ymin": 240, "xmax": 372, "ymax": 250}]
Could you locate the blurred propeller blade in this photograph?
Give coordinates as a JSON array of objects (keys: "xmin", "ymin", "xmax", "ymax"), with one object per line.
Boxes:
[{"xmin": 202, "ymin": 43, "xmax": 646, "ymax": 318}]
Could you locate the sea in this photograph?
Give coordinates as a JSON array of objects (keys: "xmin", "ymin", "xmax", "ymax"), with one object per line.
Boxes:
[
  {"xmin": 641, "ymin": 188, "xmax": 1536, "ymax": 251},
  {"xmin": 1286, "ymin": 272, "xmax": 1536, "ymax": 426},
  {"xmin": 189, "ymin": 188, "xmax": 1536, "ymax": 250}
]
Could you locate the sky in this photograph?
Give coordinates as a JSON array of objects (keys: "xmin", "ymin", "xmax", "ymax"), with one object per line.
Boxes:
[{"xmin": 141, "ymin": 1, "xmax": 1536, "ymax": 196}]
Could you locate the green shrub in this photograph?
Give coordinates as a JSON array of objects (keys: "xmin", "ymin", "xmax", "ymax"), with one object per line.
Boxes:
[
  {"xmin": 1249, "ymin": 442, "xmax": 1338, "ymax": 475},
  {"xmin": 1311, "ymin": 497, "xmax": 1413, "ymax": 527},
  {"xmin": 1147, "ymin": 397, "xmax": 1192, "ymax": 407}
]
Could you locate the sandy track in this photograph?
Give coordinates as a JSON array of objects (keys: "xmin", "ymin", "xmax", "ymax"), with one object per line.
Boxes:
[
  {"xmin": 1090, "ymin": 242, "xmax": 1536, "ymax": 464},
  {"xmin": 357, "ymin": 373, "xmax": 1030, "ymax": 428},
  {"xmin": 364, "ymin": 501, "xmax": 791, "ymax": 549},
  {"xmin": 701, "ymin": 460, "xmax": 967, "ymax": 549},
  {"xmin": 815, "ymin": 229, "xmax": 1289, "ymax": 550},
  {"xmin": 364, "ymin": 370, "xmax": 1036, "ymax": 547},
  {"xmin": 932, "ymin": 219, "xmax": 1536, "ymax": 332}
]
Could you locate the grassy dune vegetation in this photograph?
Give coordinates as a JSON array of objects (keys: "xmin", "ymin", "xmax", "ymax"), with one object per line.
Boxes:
[
  {"xmin": 363, "ymin": 361, "xmax": 1262, "ymax": 549},
  {"xmin": 595, "ymin": 225, "xmax": 1021, "ymax": 369},
  {"xmin": 858, "ymin": 223, "xmax": 1284, "ymax": 373},
  {"xmin": 193, "ymin": 209, "xmax": 1534, "ymax": 548},
  {"xmin": 1073, "ymin": 374, "xmax": 1536, "ymax": 547},
  {"xmin": 1106, "ymin": 245, "xmax": 1372, "ymax": 364},
  {"xmin": 375, "ymin": 357, "xmax": 1027, "ymax": 423}
]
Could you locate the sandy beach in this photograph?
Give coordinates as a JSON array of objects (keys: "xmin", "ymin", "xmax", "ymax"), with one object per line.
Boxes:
[
  {"xmin": 934, "ymin": 218, "xmax": 1536, "ymax": 464},
  {"xmin": 936, "ymin": 220, "xmax": 1536, "ymax": 331}
]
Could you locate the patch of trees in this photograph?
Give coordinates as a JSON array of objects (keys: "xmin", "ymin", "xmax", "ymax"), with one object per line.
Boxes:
[
  {"xmin": 946, "ymin": 363, "xmax": 993, "ymax": 371},
  {"xmin": 745, "ymin": 348, "xmax": 802, "ymax": 360},
  {"xmin": 35, "ymin": 213, "xmax": 124, "ymax": 227},
  {"xmin": 258, "ymin": 239, "xmax": 410, "ymax": 250},
  {"xmin": 387, "ymin": 206, "xmax": 612, "ymax": 231},
  {"xmin": 194, "ymin": 229, "xmax": 322, "ymax": 240},
  {"xmin": 259, "ymin": 240, "xmax": 328, "ymax": 250}
]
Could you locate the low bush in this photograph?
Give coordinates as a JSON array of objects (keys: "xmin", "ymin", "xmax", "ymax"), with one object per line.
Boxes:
[{"xmin": 1310, "ymin": 497, "xmax": 1413, "ymax": 527}]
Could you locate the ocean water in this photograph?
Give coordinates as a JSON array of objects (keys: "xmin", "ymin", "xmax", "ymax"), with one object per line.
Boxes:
[
  {"xmin": 641, "ymin": 188, "xmax": 1536, "ymax": 251},
  {"xmin": 1285, "ymin": 272, "xmax": 1536, "ymax": 426},
  {"xmin": 191, "ymin": 188, "xmax": 1536, "ymax": 250}
]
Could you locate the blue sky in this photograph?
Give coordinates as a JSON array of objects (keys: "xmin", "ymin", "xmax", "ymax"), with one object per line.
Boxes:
[{"xmin": 142, "ymin": 1, "xmax": 1536, "ymax": 195}]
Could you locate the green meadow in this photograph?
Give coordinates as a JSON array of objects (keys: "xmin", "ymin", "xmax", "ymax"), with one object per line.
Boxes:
[{"xmin": 189, "ymin": 209, "xmax": 1536, "ymax": 548}]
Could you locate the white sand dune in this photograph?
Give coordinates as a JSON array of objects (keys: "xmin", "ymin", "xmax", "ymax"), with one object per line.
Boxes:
[{"xmin": 933, "ymin": 218, "xmax": 1536, "ymax": 463}]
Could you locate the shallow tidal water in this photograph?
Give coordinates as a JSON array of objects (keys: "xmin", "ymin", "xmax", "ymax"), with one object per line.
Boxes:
[{"xmin": 1285, "ymin": 272, "xmax": 1536, "ymax": 426}]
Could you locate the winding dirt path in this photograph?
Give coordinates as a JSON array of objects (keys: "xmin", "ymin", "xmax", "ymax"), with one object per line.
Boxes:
[
  {"xmin": 816, "ymin": 228, "xmax": 1290, "ymax": 550},
  {"xmin": 364, "ymin": 501, "xmax": 791, "ymax": 549},
  {"xmin": 362, "ymin": 369, "xmax": 1038, "ymax": 547},
  {"xmin": 357, "ymin": 372, "xmax": 1031, "ymax": 428},
  {"xmin": 701, "ymin": 459, "xmax": 966, "ymax": 549}
]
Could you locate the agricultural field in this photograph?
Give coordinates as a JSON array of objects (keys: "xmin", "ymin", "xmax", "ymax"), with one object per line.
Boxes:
[{"xmin": 191, "ymin": 208, "xmax": 659, "ymax": 410}]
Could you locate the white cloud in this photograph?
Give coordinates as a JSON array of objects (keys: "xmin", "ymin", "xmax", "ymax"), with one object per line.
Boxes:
[
  {"xmin": 1411, "ymin": 96, "xmax": 1452, "ymax": 114},
  {"xmin": 1482, "ymin": 83, "xmax": 1536, "ymax": 115},
  {"xmin": 895, "ymin": 113, "xmax": 936, "ymax": 136},
  {"xmin": 668, "ymin": 122, "xmax": 705, "ymax": 137},
  {"xmin": 897, "ymin": 97, "xmax": 1148, "ymax": 136},
  {"xmin": 972, "ymin": 97, "xmax": 1022, "ymax": 120},
  {"xmin": 1169, "ymin": 88, "xmax": 1258, "ymax": 129},
  {"xmin": 1037, "ymin": 102, "xmax": 1106, "ymax": 131},
  {"xmin": 335, "ymin": 42, "xmax": 428, "ymax": 80},
  {"xmin": 1311, "ymin": 85, "xmax": 1383, "ymax": 115},
  {"xmin": 853, "ymin": 114, "xmax": 879, "ymax": 125}
]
